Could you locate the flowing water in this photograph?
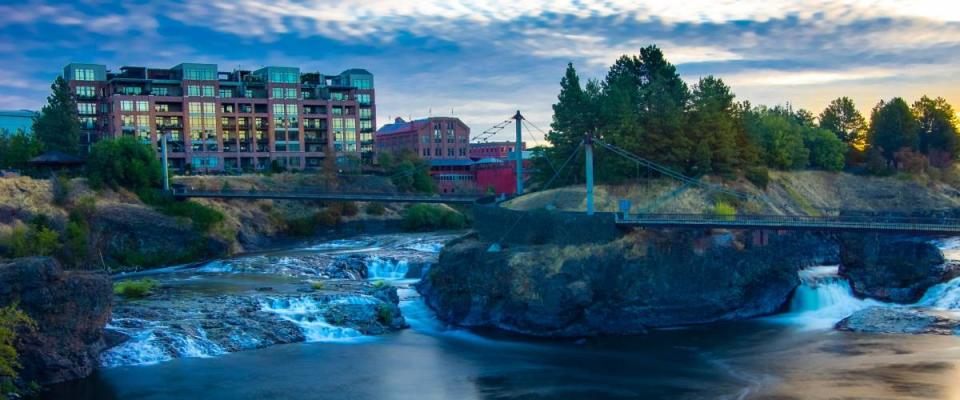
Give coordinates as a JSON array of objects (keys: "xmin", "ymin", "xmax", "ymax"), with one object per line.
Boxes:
[{"xmin": 44, "ymin": 234, "xmax": 960, "ymax": 399}]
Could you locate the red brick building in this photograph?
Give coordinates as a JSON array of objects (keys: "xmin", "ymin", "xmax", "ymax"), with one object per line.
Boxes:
[
  {"xmin": 376, "ymin": 117, "xmax": 474, "ymax": 193},
  {"xmin": 469, "ymin": 140, "xmax": 525, "ymax": 160}
]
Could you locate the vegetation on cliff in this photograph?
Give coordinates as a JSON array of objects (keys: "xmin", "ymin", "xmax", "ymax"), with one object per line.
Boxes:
[{"xmin": 0, "ymin": 303, "xmax": 35, "ymax": 399}]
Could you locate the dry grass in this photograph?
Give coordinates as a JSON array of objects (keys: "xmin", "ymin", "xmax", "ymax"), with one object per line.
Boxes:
[{"xmin": 504, "ymin": 170, "xmax": 960, "ymax": 216}]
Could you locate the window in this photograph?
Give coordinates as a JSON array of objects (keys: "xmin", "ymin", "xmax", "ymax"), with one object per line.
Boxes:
[
  {"xmin": 360, "ymin": 120, "xmax": 372, "ymax": 130},
  {"xmin": 121, "ymin": 115, "xmax": 135, "ymax": 127},
  {"xmin": 136, "ymin": 101, "xmax": 149, "ymax": 112},
  {"xmin": 272, "ymin": 88, "xmax": 283, "ymax": 99},
  {"xmin": 79, "ymin": 117, "xmax": 96, "ymax": 129},
  {"xmin": 74, "ymin": 68, "xmax": 95, "ymax": 81},
  {"xmin": 331, "ymin": 92, "xmax": 345, "ymax": 101},
  {"xmin": 434, "ymin": 148, "xmax": 441, "ymax": 156},
  {"xmin": 352, "ymin": 78, "xmax": 372, "ymax": 89},
  {"xmin": 120, "ymin": 101, "xmax": 133, "ymax": 112},
  {"xmin": 219, "ymin": 89, "xmax": 233, "ymax": 98},
  {"xmin": 244, "ymin": 89, "xmax": 253, "ymax": 98},
  {"xmin": 285, "ymin": 88, "xmax": 297, "ymax": 99},
  {"xmin": 120, "ymin": 86, "xmax": 142, "ymax": 95},
  {"xmin": 187, "ymin": 85, "xmax": 200, "ymax": 96},
  {"xmin": 359, "ymin": 108, "xmax": 371, "ymax": 119},
  {"xmin": 75, "ymin": 86, "xmax": 96, "ymax": 98},
  {"xmin": 448, "ymin": 148, "xmax": 454, "ymax": 157},
  {"xmin": 77, "ymin": 103, "xmax": 96, "ymax": 115},
  {"xmin": 357, "ymin": 94, "xmax": 371, "ymax": 105},
  {"xmin": 203, "ymin": 103, "xmax": 215, "ymax": 114},
  {"xmin": 184, "ymin": 69, "xmax": 216, "ymax": 81},
  {"xmin": 151, "ymin": 87, "xmax": 169, "ymax": 96},
  {"xmin": 202, "ymin": 86, "xmax": 215, "ymax": 97},
  {"xmin": 188, "ymin": 102, "xmax": 201, "ymax": 114}
]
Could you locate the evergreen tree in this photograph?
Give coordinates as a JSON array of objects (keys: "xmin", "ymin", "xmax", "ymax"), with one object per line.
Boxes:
[
  {"xmin": 33, "ymin": 76, "xmax": 81, "ymax": 155},
  {"xmin": 688, "ymin": 76, "xmax": 739, "ymax": 174},
  {"xmin": 819, "ymin": 97, "xmax": 867, "ymax": 146},
  {"xmin": 540, "ymin": 63, "xmax": 601, "ymax": 185},
  {"xmin": 635, "ymin": 46, "xmax": 692, "ymax": 169},
  {"xmin": 912, "ymin": 95, "xmax": 959, "ymax": 165},
  {"xmin": 868, "ymin": 98, "xmax": 919, "ymax": 167},
  {"xmin": 0, "ymin": 128, "xmax": 42, "ymax": 170}
]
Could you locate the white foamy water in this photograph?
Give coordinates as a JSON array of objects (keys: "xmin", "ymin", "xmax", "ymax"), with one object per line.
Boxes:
[
  {"xmin": 775, "ymin": 266, "xmax": 881, "ymax": 330},
  {"xmin": 259, "ymin": 296, "xmax": 368, "ymax": 343},
  {"xmin": 366, "ymin": 257, "xmax": 410, "ymax": 280},
  {"xmin": 917, "ymin": 277, "xmax": 960, "ymax": 310},
  {"xmin": 100, "ymin": 320, "xmax": 226, "ymax": 367},
  {"xmin": 307, "ymin": 239, "xmax": 373, "ymax": 251}
]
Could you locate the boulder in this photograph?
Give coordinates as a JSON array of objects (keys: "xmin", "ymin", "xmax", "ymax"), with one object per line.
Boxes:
[
  {"xmin": 0, "ymin": 257, "xmax": 112, "ymax": 384},
  {"xmin": 418, "ymin": 229, "xmax": 817, "ymax": 337},
  {"xmin": 839, "ymin": 234, "xmax": 955, "ymax": 303},
  {"xmin": 837, "ymin": 307, "xmax": 960, "ymax": 335}
]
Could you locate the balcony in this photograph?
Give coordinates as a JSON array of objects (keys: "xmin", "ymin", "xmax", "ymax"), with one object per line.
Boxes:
[{"xmin": 157, "ymin": 123, "xmax": 183, "ymax": 130}]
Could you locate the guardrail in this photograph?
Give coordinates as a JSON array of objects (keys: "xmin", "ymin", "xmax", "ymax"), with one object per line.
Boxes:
[
  {"xmin": 616, "ymin": 213, "xmax": 960, "ymax": 234},
  {"xmin": 171, "ymin": 189, "xmax": 484, "ymax": 204}
]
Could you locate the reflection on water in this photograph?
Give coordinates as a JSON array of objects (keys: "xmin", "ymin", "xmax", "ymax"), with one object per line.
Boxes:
[{"xmin": 43, "ymin": 234, "xmax": 960, "ymax": 400}]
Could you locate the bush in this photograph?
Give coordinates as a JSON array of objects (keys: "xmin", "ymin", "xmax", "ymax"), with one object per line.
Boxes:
[
  {"xmin": 365, "ymin": 202, "xmax": 386, "ymax": 216},
  {"xmin": 745, "ymin": 166, "xmax": 769, "ymax": 190},
  {"xmin": 710, "ymin": 202, "xmax": 737, "ymax": 220},
  {"xmin": 87, "ymin": 137, "xmax": 161, "ymax": 191},
  {"xmin": 1, "ymin": 224, "xmax": 60, "ymax": 258},
  {"xmin": 113, "ymin": 279, "xmax": 158, "ymax": 299},
  {"xmin": 309, "ymin": 280, "xmax": 325, "ymax": 290},
  {"xmin": 335, "ymin": 201, "xmax": 359, "ymax": 217},
  {"xmin": 376, "ymin": 306, "xmax": 393, "ymax": 325},
  {"xmin": 0, "ymin": 303, "xmax": 35, "ymax": 388},
  {"xmin": 371, "ymin": 280, "xmax": 388, "ymax": 289},
  {"xmin": 314, "ymin": 210, "xmax": 341, "ymax": 227},
  {"xmin": 51, "ymin": 175, "xmax": 72, "ymax": 206},
  {"xmin": 402, "ymin": 204, "xmax": 467, "ymax": 231},
  {"xmin": 139, "ymin": 190, "xmax": 225, "ymax": 233},
  {"xmin": 285, "ymin": 216, "xmax": 315, "ymax": 236}
]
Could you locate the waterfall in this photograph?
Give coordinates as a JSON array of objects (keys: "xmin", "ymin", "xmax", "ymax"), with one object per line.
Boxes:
[
  {"xmin": 776, "ymin": 266, "xmax": 881, "ymax": 330},
  {"xmin": 366, "ymin": 257, "xmax": 410, "ymax": 280},
  {"xmin": 917, "ymin": 277, "xmax": 960, "ymax": 310},
  {"xmin": 100, "ymin": 319, "xmax": 226, "ymax": 367},
  {"xmin": 258, "ymin": 296, "xmax": 366, "ymax": 343}
]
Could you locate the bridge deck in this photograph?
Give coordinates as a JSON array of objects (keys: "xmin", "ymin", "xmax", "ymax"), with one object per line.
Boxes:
[
  {"xmin": 172, "ymin": 190, "xmax": 481, "ymax": 204},
  {"xmin": 616, "ymin": 213, "xmax": 960, "ymax": 234}
]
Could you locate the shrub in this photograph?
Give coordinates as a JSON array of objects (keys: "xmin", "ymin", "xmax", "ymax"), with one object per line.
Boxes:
[
  {"xmin": 371, "ymin": 280, "xmax": 388, "ymax": 289},
  {"xmin": 139, "ymin": 190, "xmax": 225, "ymax": 233},
  {"xmin": 744, "ymin": 166, "xmax": 769, "ymax": 190},
  {"xmin": 51, "ymin": 175, "xmax": 72, "ymax": 206},
  {"xmin": 711, "ymin": 202, "xmax": 737, "ymax": 220},
  {"xmin": 0, "ymin": 303, "xmax": 35, "ymax": 387},
  {"xmin": 314, "ymin": 210, "xmax": 341, "ymax": 227},
  {"xmin": 113, "ymin": 279, "xmax": 158, "ymax": 299},
  {"xmin": 402, "ymin": 204, "xmax": 467, "ymax": 231},
  {"xmin": 365, "ymin": 202, "xmax": 386, "ymax": 216},
  {"xmin": 285, "ymin": 216, "xmax": 315, "ymax": 236},
  {"xmin": 894, "ymin": 148, "xmax": 929, "ymax": 174},
  {"xmin": 339, "ymin": 201, "xmax": 359, "ymax": 217},
  {"xmin": 376, "ymin": 306, "xmax": 393, "ymax": 325},
  {"xmin": 309, "ymin": 280, "xmax": 325, "ymax": 290},
  {"xmin": 61, "ymin": 221, "xmax": 89, "ymax": 268},
  {"xmin": 87, "ymin": 137, "xmax": 161, "ymax": 191},
  {"xmin": 1, "ymin": 225, "xmax": 60, "ymax": 258}
]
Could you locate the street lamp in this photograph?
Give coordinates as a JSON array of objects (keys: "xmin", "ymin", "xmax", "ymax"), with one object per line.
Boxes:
[{"xmin": 161, "ymin": 133, "xmax": 171, "ymax": 192}]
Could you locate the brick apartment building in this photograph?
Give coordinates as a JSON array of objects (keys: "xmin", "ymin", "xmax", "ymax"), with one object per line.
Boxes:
[
  {"xmin": 468, "ymin": 140, "xmax": 526, "ymax": 160},
  {"xmin": 375, "ymin": 117, "xmax": 474, "ymax": 193},
  {"xmin": 63, "ymin": 63, "xmax": 376, "ymax": 172}
]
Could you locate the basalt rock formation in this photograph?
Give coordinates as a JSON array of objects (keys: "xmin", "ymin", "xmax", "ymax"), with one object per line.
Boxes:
[
  {"xmin": 0, "ymin": 257, "xmax": 112, "ymax": 384},
  {"xmin": 839, "ymin": 234, "xmax": 957, "ymax": 303},
  {"xmin": 419, "ymin": 230, "xmax": 826, "ymax": 337}
]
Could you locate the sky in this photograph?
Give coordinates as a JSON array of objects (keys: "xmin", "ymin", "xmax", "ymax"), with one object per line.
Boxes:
[{"xmin": 1, "ymin": 0, "xmax": 959, "ymax": 143}]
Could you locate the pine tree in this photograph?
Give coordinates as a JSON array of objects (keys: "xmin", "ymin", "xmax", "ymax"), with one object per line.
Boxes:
[
  {"xmin": 688, "ymin": 76, "xmax": 739, "ymax": 174},
  {"xmin": 635, "ymin": 46, "xmax": 691, "ymax": 170},
  {"xmin": 819, "ymin": 97, "xmax": 866, "ymax": 147},
  {"xmin": 868, "ymin": 98, "xmax": 919, "ymax": 166},
  {"xmin": 33, "ymin": 76, "xmax": 81, "ymax": 155}
]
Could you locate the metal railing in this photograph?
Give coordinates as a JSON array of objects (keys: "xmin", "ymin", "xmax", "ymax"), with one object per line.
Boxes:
[
  {"xmin": 171, "ymin": 188, "xmax": 484, "ymax": 204},
  {"xmin": 616, "ymin": 213, "xmax": 960, "ymax": 233}
]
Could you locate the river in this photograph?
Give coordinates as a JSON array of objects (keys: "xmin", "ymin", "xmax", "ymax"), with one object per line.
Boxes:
[{"xmin": 44, "ymin": 233, "xmax": 960, "ymax": 400}]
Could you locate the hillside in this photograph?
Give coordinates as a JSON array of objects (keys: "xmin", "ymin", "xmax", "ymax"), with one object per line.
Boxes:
[{"xmin": 504, "ymin": 171, "xmax": 960, "ymax": 215}]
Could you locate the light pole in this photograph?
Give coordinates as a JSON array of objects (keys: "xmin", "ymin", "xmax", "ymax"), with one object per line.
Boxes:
[
  {"xmin": 512, "ymin": 110, "xmax": 523, "ymax": 195},
  {"xmin": 161, "ymin": 133, "xmax": 170, "ymax": 192},
  {"xmin": 585, "ymin": 133, "xmax": 594, "ymax": 216}
]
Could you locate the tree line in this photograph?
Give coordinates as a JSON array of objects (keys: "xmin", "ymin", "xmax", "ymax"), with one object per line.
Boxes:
[{"xmin": 536, "ymin": 45, "xmax": 959, "ymax": 185}]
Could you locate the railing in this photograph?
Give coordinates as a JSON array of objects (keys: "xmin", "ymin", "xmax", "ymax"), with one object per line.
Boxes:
[
  {"xmin": 171, "ymin": 188, "xmax": 483, "ymax": 204},
  {"xmin": 616, "ymin": 213, "xmax": 960, "ymax": 233}
]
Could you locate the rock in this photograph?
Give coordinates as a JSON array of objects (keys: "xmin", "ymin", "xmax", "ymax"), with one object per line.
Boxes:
[
  {"xmin": 0, "ymin": 257, "xmax": 112, "ymax": 384},
  {"xmin": 418, "ymin": 230, "xmax": 817, "ymax": 337},
  {"xmin": 837, "ymin": 307, "xmax": 960, "ymax": 335},
  {"xmin": 839, "ymin": 234, "xmax": 954, "ymax": 303}
]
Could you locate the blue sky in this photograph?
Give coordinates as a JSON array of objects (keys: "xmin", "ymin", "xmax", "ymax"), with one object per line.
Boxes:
[{"xmin": 1, "ymin": 0, "xmax": 959, "ymax": 143}]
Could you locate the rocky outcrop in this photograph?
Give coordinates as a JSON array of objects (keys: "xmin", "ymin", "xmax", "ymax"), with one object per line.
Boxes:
[
  {"xmin": 0, "ymin": 257, "xmax": 112, "ymax": 384},
  {"xmin": 419, "ymin": 230, "xmax": 820, "ymax": 337},
  {"xmin": 837, "ymin": 307, "xmax": 960, "ymax": 335},
  {"xmin": 839, "ymin": 234, "xmax": 956, "ymax": 303}
]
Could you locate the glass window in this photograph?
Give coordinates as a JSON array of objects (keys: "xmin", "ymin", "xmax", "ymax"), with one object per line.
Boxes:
[
  {"xmin": 151, "ymin": 87, "xmax": 169, "ymax": 96},
  {"xmin": 219, "ymin": 89, "xmax": 232, "ymax": 98},
  {"xmin": 75, "ymin": 86, "xmax": 95, "ymax": 98},
  {"xmin": 187, "ymin": 85, "xmax": 200, "ymax": 96},
  {"xmin": 77, "ymin": 103, "xmax": 96, "ymax": 115},
  {"xmin": 120, "ymin": 101, "xmax": 133, "ymax": 112},
  {"xmin": 188, "ymin": 102, "xmax": 201, "ymax": 114},
  {"xmin": 272, "ymin": 88, "xmax": 283, "ymax": 99},
  {"xmin": 136, "ymin": 101, "xmax": 149, "ymax": 112},
  {"xmin": 285, "ymin": 88, "xmax": 297, "ymax": 99},
  {"xmin": 359, "ymin": 108, "xmax": 371, "ymax": 119},
  {"xmin": 285, "ymin": 104, "xmax": 297, "ymax": 115},
  {"xmin": 74, "ymin": 68, "xmax": 95, "ymax": 81},
  {"xmin": 352, "ymin": 78, "xmax": 372, "ymax": 89},
  {"xmin": 357, "ymin": 94, "xmax": 370, "ymax": 105},
  {"xmin": 202, "ymin": 86, "xmax": 215, "ymax": 97},
  {"xmin": 203, "ymin": 103, "xmax": 215, "ymax": 114}
]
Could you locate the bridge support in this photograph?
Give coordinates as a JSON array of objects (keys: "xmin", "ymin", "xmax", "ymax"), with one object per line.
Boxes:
[
  {"xmin": 585, "ymin": 133, "xmax": 594, "ymax": 215},
  {"xmin": 513, "ymin": 110, "xmax": 524, "ymax": 195}
]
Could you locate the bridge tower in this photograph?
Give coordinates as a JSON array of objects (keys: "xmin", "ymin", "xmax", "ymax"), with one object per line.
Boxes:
[
  {"xmin": 513, "ymin": 110, "xmax": 524, "ymax": 195},
  {"xmin": 584, "ymin": 133, "xmax": 594, "ymax": 215}
]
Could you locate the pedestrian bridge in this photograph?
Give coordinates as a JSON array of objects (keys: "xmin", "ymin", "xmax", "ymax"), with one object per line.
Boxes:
[{"xmin": 616, "ymin": 213, "xmax": 960, "ymax": 234}]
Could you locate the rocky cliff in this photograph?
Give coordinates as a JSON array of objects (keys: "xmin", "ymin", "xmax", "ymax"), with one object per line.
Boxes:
[
  {"xmin": 0, "ymin": 257, "xmax": 112, "ymax": 384},
  {"xmin": 839, "ymin": 234, "xmax": 958, "ymax": 303},
  {"xmin": 419, "ymin": 230, "xmax": 827, "ymax": 337}
]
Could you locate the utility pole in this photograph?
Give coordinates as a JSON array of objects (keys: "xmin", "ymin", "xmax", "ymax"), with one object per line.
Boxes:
[
  {"xmin": 585, "ymin": 133, "xmax": 594, "ymax": 215},
  {"xmin": 161, "ymin": 133, "xmax": 170, "ymax": 192},
  {"xmin": 512, "ymin": 110, "xmax": 523, "ymax": 195}
]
